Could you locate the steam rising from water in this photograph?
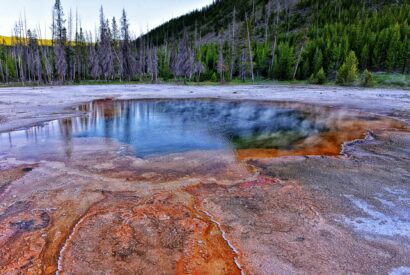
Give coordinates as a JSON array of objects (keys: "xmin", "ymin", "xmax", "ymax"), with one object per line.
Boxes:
[
  {"xmin": 1, "ymin": 100, "xmax": 325, "ymax": 158},
  {"xmin": 1, "ymin": 99, "xmax": 403, "ymax": 159}
]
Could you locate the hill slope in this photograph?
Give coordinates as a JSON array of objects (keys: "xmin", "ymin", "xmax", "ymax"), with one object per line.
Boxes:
[
  {"xmin": 142, "ymin": 0, "xmax": 409, "ymax": 82},
  {"xmin": 0, "ymin": 0, "xmax": 409, "ymax": 85}
]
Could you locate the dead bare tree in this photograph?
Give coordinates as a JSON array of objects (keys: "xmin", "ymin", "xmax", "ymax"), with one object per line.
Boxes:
[
  {"xmin": 66, "ymin": 8, "xmax": 75, "ymax": 81},
  {"xmin": 239, "ymin": 47, "xmax": 248, "ymax": 81},
  {"xmin": 120, "ymin": 9, "xmax": 136, "ymax": 81},
  {"xmin": 147, "ymin": 47, "xmax": 158, "ymax": 83},
  {"xmin": 0, "ymin": 56, "xmax": 4, "ymax": 83},
  {"xmin": 217, "ymin": 31, "xmax": 225, "ymax": 83},
  {"xmin": 137, "ymin": 35, "xmax": 145, "ymax": 78},
  {"xmin": 245, "ymin": 13, "xmax": 255, "ymax": 83},
  {"xmin": 265, "ymin": 1, "xmax": 272, "ymax": 43},
  {"xmin": 172, "ymin": 31, "xmax": 195, "ymax": 82},
  {"xmin": 293, "ymin": 42, "xmax": 304, "ymax": 80},
  {"xmin": 13, "ymin": 18, "xmax": 26, "ymax": 85},
  {"xmin": 97, "ymin": 7, "xmax": 114, "ymax": 80},
  {"xmin": 269, "ymin": 0, "xmax": 280, "ymax": 74},
  {"xmin": 27, "ymin": 30, "xmax": 42, "ymax": 82},
  {"xmin": 111, "ymin": 17, "xmax": 122, "ymax": 80},
  {"xmin": 229, "ymin": 7, "xmax": 236, "ymax": 81}
]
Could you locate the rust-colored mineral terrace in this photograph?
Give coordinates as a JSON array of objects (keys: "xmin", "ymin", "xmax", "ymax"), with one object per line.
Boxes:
[{"xmin": 0, "ymin": 98, "xmax": 409, "ymax": 274}]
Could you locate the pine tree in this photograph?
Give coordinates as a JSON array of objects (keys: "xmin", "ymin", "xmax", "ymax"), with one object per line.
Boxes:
[
  {"xmin": 316, "ymin": 67, "xmax": 326, "ymax": 84},
  {"xmin": 273, "ymin": 42, "xmax": 295, "ymax": 80},
  {"xmin": 360, "ymin": 44, "xmax": 369, "ymax": 69},
  {"xmin": 386, "ymin": 23, "xmax": 401, "ymax": 71},
  {"xmin": 312, "ymin": 48, "xmax": 323, "ymax": 74},
  {"xmin": 53, "ymin": 0, "xmax": 67, "ymax": 82},
  {"xmin": 402, "ymin": 37, "xmax": 410, "ymax": 74},
  {"xmin": 373, "ymin": 28, "xmax": 388, "ymax": 70},
  {"xmin": 337, "ymin": 51, "xmax": 359, "ymax": 85}
]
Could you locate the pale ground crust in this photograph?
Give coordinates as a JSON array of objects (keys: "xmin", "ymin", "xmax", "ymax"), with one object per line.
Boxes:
[{"xmin": 0, "ymin": 84, "xmax": 409, "ymax": 275}]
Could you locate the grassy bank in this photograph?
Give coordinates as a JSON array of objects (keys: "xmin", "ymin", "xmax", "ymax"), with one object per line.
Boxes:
[
  {"xmin": 0, "ymin": 73, "xmax": 409, "ymax": 89},
  {"xmin": 372, "ymin": 73, "xmax": 410, "ymax": 88}
]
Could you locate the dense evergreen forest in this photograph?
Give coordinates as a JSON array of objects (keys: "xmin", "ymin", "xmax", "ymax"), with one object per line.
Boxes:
[{"xmin": 0, "ymin": 0, "xmax": 409, "ymax": 85}]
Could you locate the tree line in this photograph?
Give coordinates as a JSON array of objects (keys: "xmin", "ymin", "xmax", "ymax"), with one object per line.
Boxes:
[{"xmin": 0, "ymin": 0, "xmax": 409, "ymax": 85}]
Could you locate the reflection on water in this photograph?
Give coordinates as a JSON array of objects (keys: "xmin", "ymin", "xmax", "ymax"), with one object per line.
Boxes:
[{"xmin": 0, "ymin": 99, "xmax": 405, "ymax": 159}]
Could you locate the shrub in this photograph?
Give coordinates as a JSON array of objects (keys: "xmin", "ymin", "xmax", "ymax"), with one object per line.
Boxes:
[
  {"xmin": 308, "ymin": 73, "xmax": 316, "ymax": 84},
  {"xmin": 362, "ymin": 69, "xmax": 374, "ymax": 87},
  {"xmin": 308, "ymin": 68, "xmax": 326, "ymax": 84},
  {"xmin": 210, "ymin": 72, "xmax": 218, "ymax": 82}
]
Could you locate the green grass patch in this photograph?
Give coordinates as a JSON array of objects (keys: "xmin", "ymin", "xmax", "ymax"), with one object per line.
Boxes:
[
  {"xmin": 372, "ymin": 73, "xmax": 410, "ymax": 88},
  {"xmin": 1, "ymin": 74, "xmax": 409, "ymax": 89}
]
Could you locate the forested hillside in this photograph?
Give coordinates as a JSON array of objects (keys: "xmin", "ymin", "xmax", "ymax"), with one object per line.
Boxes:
[
  {"xmin": 0, "ymin": 0, "xmax": 409, "ymax": 85},
  {"xmin": 144, "ymin": 0, "xmax": 410, "ymax": 84}
]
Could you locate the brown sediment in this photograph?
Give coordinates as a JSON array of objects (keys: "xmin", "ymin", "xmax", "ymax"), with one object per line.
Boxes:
[
  {"xmin": 0, "ymin": 165, "xmax": 37, "ymax": 194},
  {"xmin": 0, "ymin": 97, "xmax": 409, "ymax": 274},
  {"xmin": 236, "ymin": 112, "xmax": 408, "ymax": 160},
  {"xmin": 0, "ymin": 203, "xmax": 49, "ymax": 273},
  {"xmin": 0, "ymin": 140, "xmax": 248, "ymax": 274},
  {"xmin": 185, "ymin": 176, "xmax": 409, "ymax": 274},
  {"xmin": 71, "ymin": 150, "xmax": 252, "ymax": 185},
  {"xmin": 193, "ymin": 206, "xmax": 244, "ymax": 274},
  {"xmin": 57, "ymin": 191, "xmax": 240, "ymax": 275},
  {"xmin": 0, "ymin": 192, "xmax": 105, "ymax": 274}
]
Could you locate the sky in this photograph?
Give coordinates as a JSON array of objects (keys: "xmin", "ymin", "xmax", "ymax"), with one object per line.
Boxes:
[{"xmin": 0, "ymin": 0, "xmax": 214, "ymax": 38}]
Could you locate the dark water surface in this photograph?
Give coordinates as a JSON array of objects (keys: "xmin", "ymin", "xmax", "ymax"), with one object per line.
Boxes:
[{"xmin": 0, "ymin": 99, "xmax": 329, "ymax": 158}]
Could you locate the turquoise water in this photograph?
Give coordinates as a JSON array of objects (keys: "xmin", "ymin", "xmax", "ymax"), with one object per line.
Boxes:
[{"xmin": 0, "ymin": 100, "xmax": 325, "ymax": 158}]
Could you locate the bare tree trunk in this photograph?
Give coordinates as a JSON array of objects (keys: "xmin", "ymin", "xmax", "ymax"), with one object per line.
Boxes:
[
  {"xmin": 293, "ymin": 43, "xmax": 304, "ymax": 80},
  {"xmin": 194, "ymin": 20, "xmax": 198, "ymax": 48},
  {"xmin": 286, "ymin": 2, "xmax": 291, "ymax": 36},
  {"xmin": 265, "ymin": 1, "xmax": 272, "ymax": 43},
  {"xmin": 270, "ymin": 35, "xmax": 277, "ymax": 73},
  {"xmin": 252, "ymin": 0, "xmax": 256, "ymax": 24},
  {"xmin": 230, "ymin": 7, "xmax": 236, "ymax": 81},
  {"xmin": 316, "ymin": 1, "xmax": 319, "ymax": 38},
  {"xmin": 338, "ymin": 0, "xmax": 341, "ymax": 21},
  {"xmin": 5, "ymin": 63, "xmax": 9, "ymax": 83},
  {"xmin": 0, "ymin": 60, "xmax": 4, "ymax": 83},
  {"xmin": 245, "ymin": 13, "xmax": 254, "ymax": 83},
  {"xmin": 43, "ymin": 48, "xmax": 53, "ymax": 84},
  {"xmin": 269, "ymin": 0, "xmax": 279, "ymax": 74},
  {"xmin": 68, "ymin": 9, "xmax": 73, "ymax": 82},
  {"xmin": 153, "ymin": 47, "xmax": 158, "ymax": 83},
  {"xmin": 14, "ymin": 19, "xmax": 26, "ymax": 85},
  {"xmin": 218, "ymin": 33, "xmax": 225, "ymax": 84}
]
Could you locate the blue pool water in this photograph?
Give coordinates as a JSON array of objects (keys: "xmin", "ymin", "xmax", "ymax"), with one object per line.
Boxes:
[{"xmin": 0, "ymin": 99, "xmax": 325, "ymax": 157}]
